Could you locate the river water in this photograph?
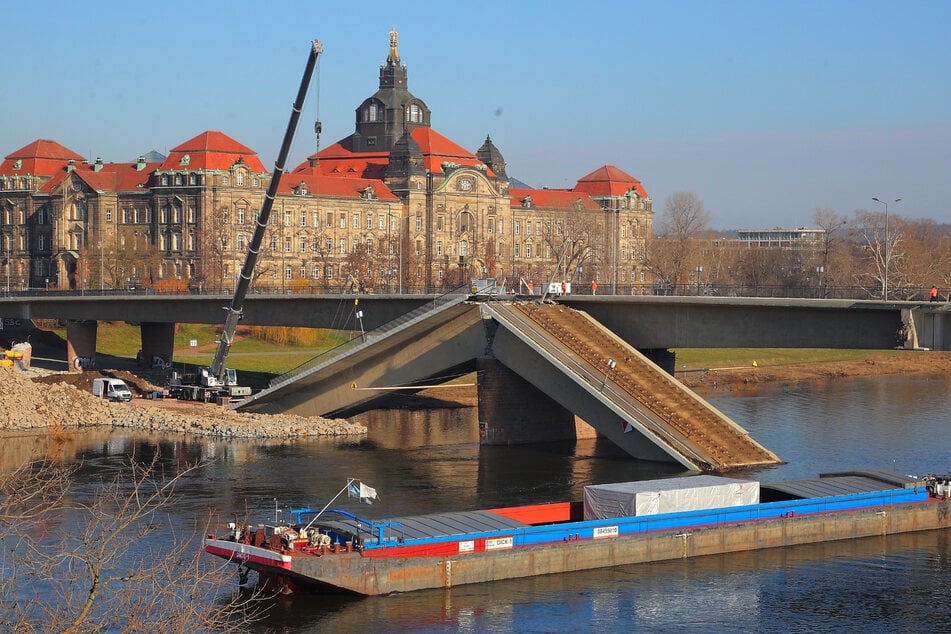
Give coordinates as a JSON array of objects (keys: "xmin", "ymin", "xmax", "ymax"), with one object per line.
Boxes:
[{"xmin": 13, "ymin": 374, "xmax": 951, "ymax": 632}]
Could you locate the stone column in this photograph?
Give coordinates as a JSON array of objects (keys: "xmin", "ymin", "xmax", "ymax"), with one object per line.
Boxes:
[
  {"xmin": 476, "ymin": 357, "xmax": 577, "ymax": 445},
  {"xmin": 65, "ymin": 320, "xmax": 98, "ymax": 372},
  {"xmin": 138, "ymin": 322, "xmax": 176, "ymax": 369}
]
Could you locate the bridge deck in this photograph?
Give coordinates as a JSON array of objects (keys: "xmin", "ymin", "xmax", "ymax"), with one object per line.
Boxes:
[{"xmin": 507, "ymin": 302, "xmax": 780, "ymax": 471}]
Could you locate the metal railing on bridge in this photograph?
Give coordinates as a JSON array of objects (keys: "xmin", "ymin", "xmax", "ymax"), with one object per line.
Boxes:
[
  {"xmin": 265, "ymin": 285, "xmax": 471, "ymax": 390},
  {"xmin": 4, "ymin": 283, "xmax": 939, "ymax": 302}
]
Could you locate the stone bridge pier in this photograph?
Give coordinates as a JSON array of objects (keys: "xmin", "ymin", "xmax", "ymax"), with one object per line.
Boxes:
[
  {"xmin": 64, "ymin": 320, "xmax": 176, "ymax": 372},
  {"xmin": 138, "ymin": 322, "xmax": 176, "ymax": 369},
  {"xmin": 65, "ymin": 320, "xmax": 97, "ymax": 372},
  {"xmin": 476, "ymin": 357, "xmax": 581, "ymax": 445}
]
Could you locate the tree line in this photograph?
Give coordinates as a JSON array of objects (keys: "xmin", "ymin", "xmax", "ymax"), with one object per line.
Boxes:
[{"xmin": 647, "ymin": 192, "xmax": 950, "ymax": 300}]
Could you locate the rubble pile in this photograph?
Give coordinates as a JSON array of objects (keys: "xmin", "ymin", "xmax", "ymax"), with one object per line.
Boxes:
[{"xmin": 1, "ymin": 368, "xmax": 365, "ymax": 439}]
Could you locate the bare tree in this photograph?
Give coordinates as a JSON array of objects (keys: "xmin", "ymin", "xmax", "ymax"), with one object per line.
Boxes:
[
  {"xmin": 812, "ymin": 208, "xmax": 850, "ymax": 294},
  {"xmin": 851, "ymin": 209, "xmax": 905, "ymax": 299},
  {"xmin": 646, "ymin": 192, "xmax": 710, "ymax": 291},
  {"xmin": 889, "ymin": 217, "xmax": 950, "ymax": 299},
  {"xmin": 0, "ymin": 454, "xmax": 263, "ymax": 632},
  {"xmin": 540, "ymin": 209, "xmax": 599, "ymax": 285}
]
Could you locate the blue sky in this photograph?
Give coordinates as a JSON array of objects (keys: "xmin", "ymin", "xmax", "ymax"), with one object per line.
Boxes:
[{"xmin": 4, "ymin": 1, "xmax": 949, "ymax": 229}]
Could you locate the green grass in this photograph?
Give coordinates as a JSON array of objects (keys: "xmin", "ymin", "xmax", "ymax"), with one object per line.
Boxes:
[
  {"xmin": 170, "ymin": 352, "xmax": 325, "ymax": 375},
  {"xmin": 673, "ymin": 348, "xmax": 906, "ymax": 370},
  {"xmin": 51, "ymin": 322, "xmax": 348, "ymax": 376},
  {"xmin": 53, "ymin": 323, "xmax": 908, "ymax": 378}
]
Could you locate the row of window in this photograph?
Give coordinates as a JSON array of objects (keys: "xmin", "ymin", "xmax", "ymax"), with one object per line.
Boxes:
[
  {"xmin": 220, "ymin": 261, "xmax": 426, "ymax": 282},
  {"xmin": 361, "ymin": 100, "xmax": 425, "ymax": 124},
  {"xmin": 157, "ymin": 172, "xmax": 260, "ymax": 188},
  {"xmin": 0, "ymin": 178, "xmax": 31, "ymax": 191}
]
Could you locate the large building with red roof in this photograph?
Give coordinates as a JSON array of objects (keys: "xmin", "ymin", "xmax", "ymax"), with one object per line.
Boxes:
[{"xmin": 0, "ymin": 30, "xmax": 652, "ymax": 293}]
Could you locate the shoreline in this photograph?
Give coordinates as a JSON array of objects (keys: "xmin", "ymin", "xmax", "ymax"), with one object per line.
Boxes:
[
  {"xmin": 679, "ymin": 351, "xmax": 951, "ymax": 394},
  {"xmin": 2, "ymin": 368, "xmax": 365, "ymax": 440},
  {"xmin": 7, "ymin": 352, "xmax": 949, "ymax": 440}
]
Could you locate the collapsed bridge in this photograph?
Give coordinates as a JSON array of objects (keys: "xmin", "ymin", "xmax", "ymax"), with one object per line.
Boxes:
[{"xmin": 237, "ymin": 298, "xmax": 781, "ymax": 473}]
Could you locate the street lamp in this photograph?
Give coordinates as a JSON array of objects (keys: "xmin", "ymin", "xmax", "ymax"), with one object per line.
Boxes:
[
  {"xmin": 816, "ymin": 265, "xmax": 824, "ymax": 297},
  {"xmin": 601, "ymin": 358, "xmax": 616, "ymax": 392},
  {"xmin": 872, "ymin": 197, "xmax": 900, "ymax": 300},
  {"xmin": 3, "ymin": 235, "xmax": 9, "ymax": 294},
  {"xmin": 386, "ymin": 209, "xmax": 402, "ymax": 294},
  {"xmin": 695, "ymin": 265, "xmax": 703, "ymax": 295}
]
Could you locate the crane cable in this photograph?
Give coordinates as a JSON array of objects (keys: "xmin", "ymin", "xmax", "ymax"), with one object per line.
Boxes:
[{"xmin": 313, "ymin": 52, "xmax": 322, "ymax": 157}]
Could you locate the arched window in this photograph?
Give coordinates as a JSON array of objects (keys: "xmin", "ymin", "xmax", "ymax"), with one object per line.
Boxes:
[
  {"xmin": 459, "ymin": 210, "xmax": 474, "ymax": 234},
  {"xmin": 406, "ymin": 103, "xmax": 422, "ymax": 123},
  {"xmin": 367, "ymin": 102, "xmax": 380, "ymax": 122}
]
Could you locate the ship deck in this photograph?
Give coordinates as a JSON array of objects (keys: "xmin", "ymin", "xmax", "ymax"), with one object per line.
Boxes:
[{"xmin": 316, "ymin": 510, "xmax": 529, "ymax": 544}]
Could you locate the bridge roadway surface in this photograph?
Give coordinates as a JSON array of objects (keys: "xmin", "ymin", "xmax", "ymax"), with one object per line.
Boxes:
[
  {"xmin": 0, "ymin": 293, "xmax": 946, "ymax": 350},
  {"xmin": 238, "ymin": 298, "xmax": 781, "ymax": 472},
  {"xmin": 502, "ymin": 303, "xmax": 780, "ymax": 471}
]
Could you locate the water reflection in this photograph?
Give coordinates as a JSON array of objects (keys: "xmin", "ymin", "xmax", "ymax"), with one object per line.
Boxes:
[
  {"xmin": 247, "ymin": 530, "xmax": 951, "ymax": 634},
  {"xmin": 4, "ymin": 373, "xmax": 951, "ymax": 631}
]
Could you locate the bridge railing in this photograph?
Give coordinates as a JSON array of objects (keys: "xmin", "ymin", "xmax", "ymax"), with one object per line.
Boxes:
[
  {"xmin": 5, "ymin": 283, "xmax": 936, "ymax": 302},
  {"xmin": 266, "ymin": 285, "xmax": 471, "ymax": 390}
]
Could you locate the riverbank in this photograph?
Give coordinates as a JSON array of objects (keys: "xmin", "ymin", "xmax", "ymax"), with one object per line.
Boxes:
[
  {"xmin": 8, "ymin": 351, "xmax": 950, "ymax": 439},
  {"xmin": 681, "ymin": 351, "xmax": 951, "ymax": 394},
  {"xmin": 404, "ymin": 351, "xmax": 951, "ymax": 404},
  {"xmin": 2, "ymin": 368, "xmax": 365, "ymax": 439}
]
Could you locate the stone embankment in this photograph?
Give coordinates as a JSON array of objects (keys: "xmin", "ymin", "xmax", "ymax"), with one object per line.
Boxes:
[{"xmin": 2, "ymin": 368, "xmax": 365, "ymax": 440}]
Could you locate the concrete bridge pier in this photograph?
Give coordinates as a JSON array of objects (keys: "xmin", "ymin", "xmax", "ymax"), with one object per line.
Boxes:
[
  {"xmin": 476, "ymin": 357, "xmax": 578, "ymax": 445},
  {"xmin": 139, "ymin": 322, "xmax": 176, "ymax": 369},
  {"xmin": 65, "ymin": 320, "xmax": 97, "ymax": 372},
  {"xmin": 905, "ymin": 308, "xmax": 949, "ymax": 351},
  {"xmin": 640, "ymin": 348, "xmax": 676, "ymax": 375}
]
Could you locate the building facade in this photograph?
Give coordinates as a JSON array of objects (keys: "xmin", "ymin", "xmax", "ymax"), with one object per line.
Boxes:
[{"xmin": 0, "ymin": 31, "xmax": 652, "ymax": 294}]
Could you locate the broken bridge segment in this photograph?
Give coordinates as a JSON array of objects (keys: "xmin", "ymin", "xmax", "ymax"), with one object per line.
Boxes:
[
  {"xmin": 482, "ymin": 302, "xmax": 782, "ymax": 472},
  {"xmin": 235, "ymin": 292, "xmax": 483, "ymax": 417},
  {"xmin": 236, "ymin": 296, "xmax": 781, "ymax": 473}
]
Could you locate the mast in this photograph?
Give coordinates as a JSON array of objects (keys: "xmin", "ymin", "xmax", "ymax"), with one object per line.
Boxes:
[{"xmin": 211, "ymin": 40, "xmax": 323, "ymax": 381}]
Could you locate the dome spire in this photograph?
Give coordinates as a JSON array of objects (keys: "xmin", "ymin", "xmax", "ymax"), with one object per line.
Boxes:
[{"xmin": 387, "ymin": 28, "xmax": 400, "ymax": 65}]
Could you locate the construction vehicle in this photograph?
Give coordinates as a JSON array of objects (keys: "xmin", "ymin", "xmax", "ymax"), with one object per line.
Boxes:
[
  {"xmin": 167, "ymin": 367, "xmax": 249, "ymax": 403},
  {"xmin": 168, "ymin": 39, "xmax": 324, "ymax": 402},
  {"xmin": 92, "ymin": 377, "xmax": 133, "ymax": 403}
]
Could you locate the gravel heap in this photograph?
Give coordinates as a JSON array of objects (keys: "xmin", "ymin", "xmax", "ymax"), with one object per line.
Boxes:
[{"xmin": 1, "ymin": 368, "xmax": 366, "ymax": 440}]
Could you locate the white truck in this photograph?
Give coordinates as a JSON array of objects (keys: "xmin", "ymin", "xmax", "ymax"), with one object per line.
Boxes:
[{"xmin": 91, "ymin": 377, "xmax": 133, "ymax": 403}]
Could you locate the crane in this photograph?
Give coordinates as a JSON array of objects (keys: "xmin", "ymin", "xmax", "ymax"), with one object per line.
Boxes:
[{"xmin": 169, "ymin": 40, "xmax": 323, "ymax": 402}]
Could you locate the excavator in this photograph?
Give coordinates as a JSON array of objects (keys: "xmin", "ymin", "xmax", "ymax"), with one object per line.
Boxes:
[{"xmin": 167, "ymin": 40, "xmax": 324, "ymax": 402}]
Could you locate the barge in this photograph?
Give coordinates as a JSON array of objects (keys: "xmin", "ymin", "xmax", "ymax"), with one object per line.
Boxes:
[{"xmin": 204, "ymin": 470, "xmax": 951, "ymax": 596}]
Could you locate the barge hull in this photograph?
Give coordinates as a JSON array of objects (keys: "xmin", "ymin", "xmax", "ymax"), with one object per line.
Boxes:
[{"xmin": 287, "ymin": 499, "xmax": 951, "ymax": 595}]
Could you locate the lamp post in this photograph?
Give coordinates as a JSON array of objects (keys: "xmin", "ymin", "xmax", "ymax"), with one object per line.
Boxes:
[
  {"xmin": 816, "ymin": 265, "xmax": 824, "ymax": 297},
  {"xmin": 695, "ymin": 265, "xmax": 703, "ymax": 295},
  {"xmin": 872, "ymin": 197, "xmax": 900, "ymax": 300},
  {"xmin": 3, "ymin": 235, "xmax": 9, "ymax": 294},
  {"xmin": 386, "ymin": 209, "xmax": 402, "ymax": 294},
  {"xmin": 601, "ymin": 358, "xmax": 616, "ymax": 392}
]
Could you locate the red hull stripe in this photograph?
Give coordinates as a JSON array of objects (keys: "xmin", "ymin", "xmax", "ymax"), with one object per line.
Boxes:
[{"xmin": 205, "ymin": 539, "xmax": 292, "ymax": 570}]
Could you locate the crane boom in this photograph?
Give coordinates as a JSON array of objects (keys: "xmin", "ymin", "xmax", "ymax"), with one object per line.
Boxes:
[{"xmin": 210, "ymin": 39, "xmax": 323, "ymax": 382}]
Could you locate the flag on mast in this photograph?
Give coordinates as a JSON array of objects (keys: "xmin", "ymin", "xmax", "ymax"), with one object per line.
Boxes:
[{"xmin": 347, "ymin": 479, "xmax": 378, "ymax": 505}]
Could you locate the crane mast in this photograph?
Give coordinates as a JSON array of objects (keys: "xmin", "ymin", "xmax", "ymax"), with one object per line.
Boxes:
[{"xmin": 210, "ymin": 39, "xmax": 323, "ymax": 382}]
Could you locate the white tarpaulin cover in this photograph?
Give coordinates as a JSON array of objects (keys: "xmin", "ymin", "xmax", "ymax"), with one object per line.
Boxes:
[{"xmin": 583, "ymin": 475, "xmax": 760, "ymax": 520}]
